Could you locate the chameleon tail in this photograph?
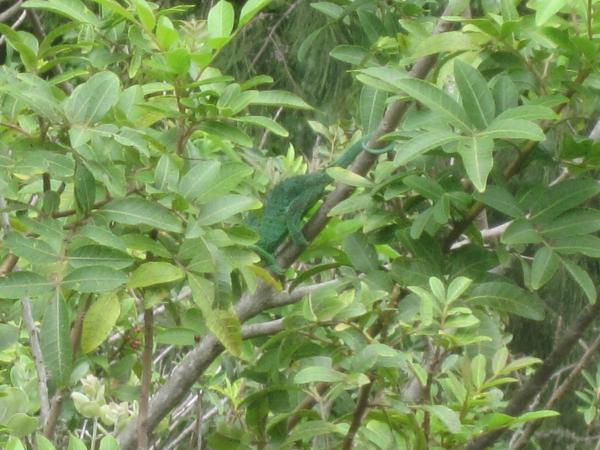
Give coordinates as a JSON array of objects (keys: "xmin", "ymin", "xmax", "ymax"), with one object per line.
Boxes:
[{"xmin": 333, "ymin": 134, "xmax": 396, "ymax": 168}]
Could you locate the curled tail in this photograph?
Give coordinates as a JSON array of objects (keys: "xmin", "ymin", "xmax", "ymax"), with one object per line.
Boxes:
[{"xmin": 333, "ymin": 134, "xmax": 395, "ymax": 168}]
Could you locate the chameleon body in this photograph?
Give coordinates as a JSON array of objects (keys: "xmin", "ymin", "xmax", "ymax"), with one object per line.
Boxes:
[{"xmin": 248, "ymin": 138, "xmax": 372, "ymax": 267}]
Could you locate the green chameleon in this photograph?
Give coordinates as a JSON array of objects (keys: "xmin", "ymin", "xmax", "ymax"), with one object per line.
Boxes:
[{"xmin": 248, "ymin": 136, "xmax": 389, "ymax": 270}]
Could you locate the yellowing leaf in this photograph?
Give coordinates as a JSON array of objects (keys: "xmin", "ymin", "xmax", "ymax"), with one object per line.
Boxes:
[
  {"xmin": 128, "ymin": 262, "xmax": 185, "ymax": 288},
  {"xmin": 81, "ymin": 294, "xmax": 121, "ymax": 353}
]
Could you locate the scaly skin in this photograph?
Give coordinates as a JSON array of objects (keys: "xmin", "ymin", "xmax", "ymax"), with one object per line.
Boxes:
[{"xmin": 248, "ymin": 139, "xmax": 367, "ymax": 267}]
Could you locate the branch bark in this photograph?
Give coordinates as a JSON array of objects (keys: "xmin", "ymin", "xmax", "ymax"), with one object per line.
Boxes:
[
  {"xmin": 21, "ymin": 298, "xmax": 50, "ymax": 425},
  {"xmin": 511, "ymin": 332, "xmax": 600, "ymax": 449},
  {"xmin": 464, "ymin": 298, "xmax": 600, "ymax": 450}
]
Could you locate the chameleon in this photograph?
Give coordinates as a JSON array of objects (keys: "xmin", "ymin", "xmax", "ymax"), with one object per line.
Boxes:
[{"xmin": 248, "ymin": 136, "xmax": 391, "ymax": 270}]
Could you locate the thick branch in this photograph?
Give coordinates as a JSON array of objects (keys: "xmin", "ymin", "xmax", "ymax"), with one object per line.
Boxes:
[{"xmin": 341, "ymin": 380, "xmax": 374, "ymax": 450}]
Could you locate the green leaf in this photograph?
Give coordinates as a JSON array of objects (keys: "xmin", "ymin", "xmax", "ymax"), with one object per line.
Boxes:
[
  {"xmin": 552, "ymin": 234, "xmax": 600, "ymax": 257},
  {"xmin": 196, "ymin": 194, "xmax": 260, "ymax": 226},
  {"xmin": 154, "ymin": 154, "xmax": 179, "ymax": 191},
  {"xmin": 0, "ymin": 74, "xmax": 64, "ymax": 122},
  {"xmin": 540, "ymin": 209, "xmax": 600, "ymax": 239},
  {"xmin": 515, "ymin": 410, "xmax": 560, "ymax": 423},
  {"xmin": 495, "ymin": 105, "xmax": 557, "ymax": 121},
  {"xmin": 422, "ymin": 405, "xmax": 461, "ymax": 433},
  {"xmin": 394, "ymin": 130, "xmax": 463, "ymax": 166},
  {"xmin": 493, "ymin": 75, "xmax": 518, "ymax": 112},
  {"xmin": 133, "ymin": 0, "xmax": 155, "ymax": 31},
  {"xmin": 471, "ymin": 354, "xmax": 486, "ymax": 388},
  {"xmin": 343, "ymin": 233, "xmax": 379, "ymax": 272},
  {"xmin": 458, "ymin": 136, "xmax": 494, "ymax": 192},
  {"xmin": 40, "ymin": 295, "xmax": 72, "ymax": 386},
  {"xmin": 198, "ymin": 121, "xmax": 253, "ymax": 147},
  {"xmin": 62, "ymin": 266, "xmax": 127, "ymax": 292},
  {"xmin": 311, "ymin": 1, "xmax": 344, "ymax": 19},
  {"xmin": 100, "ymin": 198, "xmax": 183, "ymax": 233},
  {"xmin": 165, "ymin": 48, "xmax": 191, "ymax": 75},
  {"xmin": 403, "ymin": 175, "xmax": 445, "ymax": 200},
  {"xmin": 473, "ymin": 186, "xmax": 524, "ymax": 218},
  {"xmin": 6, "ymin": 437, "xmax": 26, "ymax": 450},
  {"xmin": 127, "ymin": 262, "xmax": 185, "ymax": 288},
  {"xmin": 394, "ymin": 78, "xmax": 471, "ymax": 131},
  {"xmin": 501, "ymin": 219, "xmax": 543, "ymax": 245},
  {"xmin": 413, "ymin": 31, "xmax": 487, "ymax": 58},
  {"xmin": 0, "ymin": 323, "xmax": 19, "ymax": 352},
  {"xmin": 67, "ymin": 434, "xmax": 87, "ymax": 450},
  {"xmin": 64, "ymin": 71, "xmax": 120, "ymax": 125},
  {"xmin": 535, "ymin": 0, "xmax": 568, "ymax": 25},
  {"xmin": 98, "ymin": 436, "xmax": 119, "ymax": 450},
  {"xmin": 35, "ymin": 435, "xmax": 56, "ymax": 450},
  {"xmin": 235, "ymin": 115, "xmax": 289, "ymax": 137},
  {"xmin": 239, "ymin": 0, "xmax": 272, "ymax": 27},
  {"xmin": 531, "ymin": 179, "xmax": 600, "ymax": 223},
  {"xmin": 562, "ymin": 259, "xmax": 596, "ymax": 304},
  {"xmin": 74, "ymin": 161, "xmax": 96, "ymax": 214},
  {"xmin": 22, "ymin": 0, "xmax": 99, "ymax": 25},
  {"xmin": 492, "ymin": 347, "xmax": 509, "ymax": 374},
  {"xmin": 4, "ymin": 232, "xmax": 58, "ymax": 264},
  {"xmin": 479, "ymin": 118, "xmax": 545, "ymax": 141},
  {"xmin": 207, "ymin": 0, "xmax": 234, "ymax": 40},
  {"xmin": 0, "ymin": 388, "xmax": 28, "ymax": 425},
  {"xmin": 408, "ymin": 286, "xmax": 435, "ymax": 326},
  {"xmin": 156, "ymin": 16, "xmax": 179, "ymax": 49},
  {"xmin": 0, "ymin": 272, "xmax": 53, "ymax": 299},
  {"xmin": 193, "ymin": 163, "xmax": 253, "ymax": 203},
  {"xmin": 294, "ymin": 366, "xmax": 347, "ymax": 384},
  {"xmin": 6, "ymin": 413, "xmax": 38, "ymax": 437},
  {"xmin": 206, "ymin": 310, "xmax": 242, "ymax": 357},
  {"xmin": 0, "ymin": 25, "xmax": 38, "ymax": 72},
  {"xmin": 467, "ymin": 282, "xmax": 545, "ymax": 320},
  {"xmin": 530, "ymin": 247, "xmax": 559, "ymax": 290},
  {"xmin": 179, "ymin": 160, "xmax": 221, "ymax": 201},
  {"xmin": 68, "ymin": 245, "xmax": 133, "ymax": 269},
  {"xmin": 330, "ymin": 45, "xmax": 378, "ymax": 65},
  {"xmin": 250, "ymin": 90, "xmax": 312, "ymax": 109},
  {"xmin": 326, "ymin": 167, "xmax": 372, "ymax": 187},
  {"xmin": 360, "ymin": 85, "xmax": 387, "ymax": 133},
  {"xmin": 283, "ymin": 420, "xmax": 344, "ymax": 448},
  {"xmin": 81, "ymin": 294, "xmax": 120, "ymax": 353},
  {"xmin": 454, "ymin": 60, "xmax": 495, "ymax": 129},
  {"xmin": 447, "ymin": 277, "xmax": 472, "ymax": 303},
  {"xmin": 90, "ymin": 0, "xmax": 135, "ymax": 21}
]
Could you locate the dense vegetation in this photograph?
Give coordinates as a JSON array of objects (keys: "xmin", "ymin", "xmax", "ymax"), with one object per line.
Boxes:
[{"xmin": 1, "ymin": 0, "xmax": 600, "ymax": 449}]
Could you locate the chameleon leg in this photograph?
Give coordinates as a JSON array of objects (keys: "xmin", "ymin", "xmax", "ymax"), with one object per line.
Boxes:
[
  {"xmin": 250, "ymin": 245, "xmax": 285, "ymax": 275},
  {"xmin": 285, "ymin": 189, "xmax": 323, "ymax": 246}
]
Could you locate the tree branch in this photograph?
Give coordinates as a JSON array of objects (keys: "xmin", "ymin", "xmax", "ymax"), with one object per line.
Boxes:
[
  {"xmin": 464, "ymin": 297, "xmax": 600, "ymax": 450},
  {"xmin": 21, "ymin": 298, "xmax": 50, "ymax": 425},
  {"xmin": 511, "ymin": 332, "xmax": 600, "ymax": 450},
  {"xmin": 137, "ymin": 307, "xmax": 154, "ymax": 450}
]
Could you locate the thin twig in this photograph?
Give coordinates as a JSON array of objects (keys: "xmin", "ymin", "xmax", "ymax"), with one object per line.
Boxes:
[
  {"xmin": 0, "ymin": 0, "xmax": 22, "ymax": 23},
  {"xmin": 251, "ymin": 0, "xmax": 300, "ymax": 67},
  {"xmin": 138, "ymin": 308, "xmax": 154, "ymax": 450},
  {"xmin": 0, "ymin": 10, "xmax": 26, "ymax": 46},
  {"xmin": 21, "ymin": 298, "xmax": 50, "ymax": 425}
]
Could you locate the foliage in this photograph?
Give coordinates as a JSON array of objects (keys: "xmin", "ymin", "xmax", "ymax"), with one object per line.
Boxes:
[{"xmin": 1, "ymin": 0, "xmax": 600, "ymax": 449}]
